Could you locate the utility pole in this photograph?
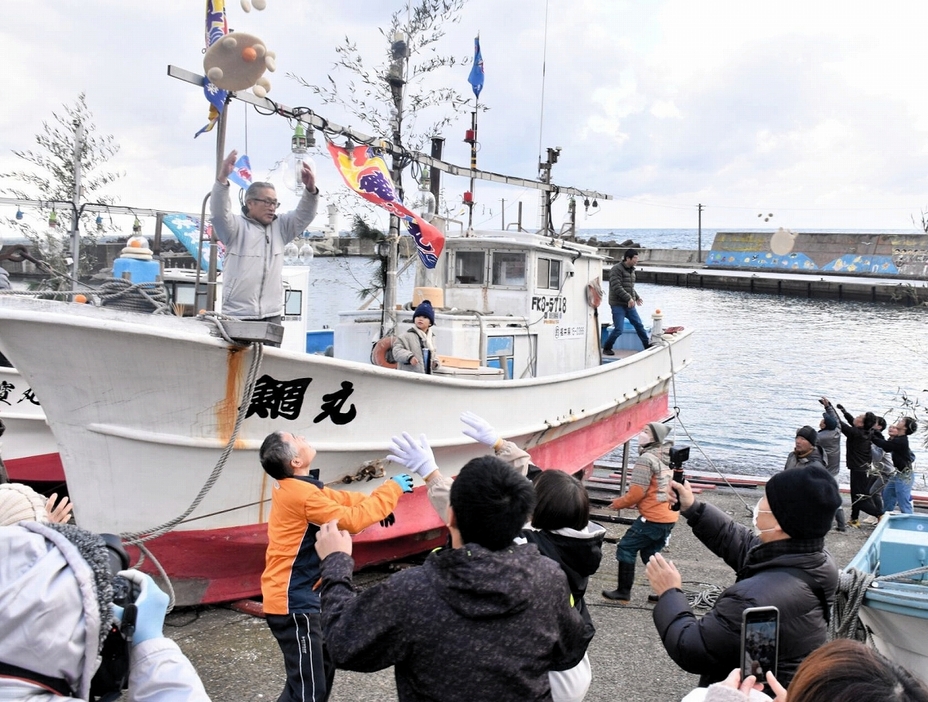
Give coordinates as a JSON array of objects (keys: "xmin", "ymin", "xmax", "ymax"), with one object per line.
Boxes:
[
  {"xmin": 697, "ymin": 203, "xmax": 704, "ymax": 262},
  {"xmin": 69, "ymin": 122, "xmax": 84, "ymax": 289}
]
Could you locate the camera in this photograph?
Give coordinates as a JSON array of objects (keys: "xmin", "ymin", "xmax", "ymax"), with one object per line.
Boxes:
[
  {"xmin": 90, "ymin": 534, "xmax": 141, "ymax": 701},
  {"xmin": 669, "ymin": 446, "xmax": 690, "ymax": 470},
  {"xmin": 669, "ymin": 446, "xmax": 690, "ymax": 512}
]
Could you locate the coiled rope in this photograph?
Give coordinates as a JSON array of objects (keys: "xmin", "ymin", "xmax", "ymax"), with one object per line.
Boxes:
[
  {"xmin": 830, "ymin": 564, "xmax": 928, "ymax": 642},
  {"xmin": 96, "ymin": 278, "xmax": 171, "ymax": 314}
]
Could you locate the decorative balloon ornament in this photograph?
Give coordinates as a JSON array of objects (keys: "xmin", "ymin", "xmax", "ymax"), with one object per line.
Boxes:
[
  {"xmin": 203, "ymin": 31, "xmax": 276, "ymax": 97},
  {"xmin": 240, "ymin": 0, "xmax": 267, "ymax": 10}
]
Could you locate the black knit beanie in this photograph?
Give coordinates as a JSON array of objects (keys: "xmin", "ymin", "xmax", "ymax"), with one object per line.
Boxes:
[
  {"xmin": 796, "ymin": 425, "xmax": 818, "ymax": 446},
  {"xmin": 765, "ymin": 467, "xmax": 841, "ymax": 540}
]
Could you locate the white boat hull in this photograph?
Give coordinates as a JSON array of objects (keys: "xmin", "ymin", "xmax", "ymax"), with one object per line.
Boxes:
[
  {"xmin": 846, "ymin": 513, "xmax": 928, "ymax": 685},
  {"xmin": 0, "ymin": 295, "xmax": 694, "ymax": 603}
]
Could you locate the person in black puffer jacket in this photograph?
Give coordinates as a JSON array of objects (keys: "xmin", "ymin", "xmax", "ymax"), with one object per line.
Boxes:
[{"xmin": 646, "ymin": 466, "xmax": 840, "ymax": 690}]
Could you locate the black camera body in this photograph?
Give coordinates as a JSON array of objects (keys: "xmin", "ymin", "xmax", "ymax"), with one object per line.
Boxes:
[
  {"xmin": 669, "ymin": 446, "xmax": 690, "ymax": 511},
  {"xmin": 90, "ymin": 534, "xmax": 141, "ymax": 701}
]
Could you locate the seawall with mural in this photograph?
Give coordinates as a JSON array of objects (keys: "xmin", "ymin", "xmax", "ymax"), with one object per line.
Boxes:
[{"xmin": 705, "ymin": 231, "xmax": 928, "ymax": 278}]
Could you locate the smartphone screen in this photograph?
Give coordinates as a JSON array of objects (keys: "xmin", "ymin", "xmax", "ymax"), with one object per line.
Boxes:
[{"xmin": 741, "ymin": 606, "xmax": 779, "ymax": 681}]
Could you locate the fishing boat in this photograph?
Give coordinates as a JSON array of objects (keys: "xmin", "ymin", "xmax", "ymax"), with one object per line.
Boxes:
[
  {"xmin": 0, "ymin": 223, "xmax": 693, "ymax": 605},
  {"xmin": 844, "ymin": 513, "xmax": 928, "ymax": 684}
]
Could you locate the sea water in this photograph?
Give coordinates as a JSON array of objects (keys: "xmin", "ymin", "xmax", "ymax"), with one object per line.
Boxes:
[{"xmin": 304, "ymin": 249, "xmax": 928, "ymax": 482}]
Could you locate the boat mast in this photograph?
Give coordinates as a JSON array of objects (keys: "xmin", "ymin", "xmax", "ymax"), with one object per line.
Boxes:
[
  {"xmin": 383, "ymin": 31, "xmax": 409, "ymax": 336},
  {"xmin": 69, "ymin": 122, "xmax": 83, "ymax": 290}
]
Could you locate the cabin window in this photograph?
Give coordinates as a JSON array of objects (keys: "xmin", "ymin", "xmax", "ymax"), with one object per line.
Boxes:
[
  {"xmin": 284, "ymin": 288, "xmax": 303, "ymax": 317},
  {"xmin": 491, "ymin": 252, "xmax": 526, "ymax": 287},
  {"xmin": 537, "ymin": 258, "xmax": 562, "ymax": 290},
  {"xmin": 454, "ymin": 251, "xmax": 486, "ymax": 284}
]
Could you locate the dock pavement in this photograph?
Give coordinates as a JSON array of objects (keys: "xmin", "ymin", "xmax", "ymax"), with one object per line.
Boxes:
[{"xmin": 165, "ymin": 484, "xmax": 875, "ymax": 702}]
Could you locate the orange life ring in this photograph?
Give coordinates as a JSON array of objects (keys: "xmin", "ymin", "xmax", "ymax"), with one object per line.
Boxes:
[
  {"xmin": 371, "ymin": 336, "xmax": 397, "ymax": 369},
  {"xmin": 586, "ymin": 278, "xmax": 604, "ymax": 308}
]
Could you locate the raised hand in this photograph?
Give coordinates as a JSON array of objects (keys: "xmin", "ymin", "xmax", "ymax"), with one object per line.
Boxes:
[
  {"xmin": 460, "ymin": 411, "xmax": 500, "ymax": 447},
  {"xmin": 386, "ymin": 432, "xmax": 439, "ymax": 479}
]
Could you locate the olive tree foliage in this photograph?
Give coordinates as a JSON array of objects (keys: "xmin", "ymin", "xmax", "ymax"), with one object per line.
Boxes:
[
  {"xmin": 288, "ymin": 0, "xmax": 481, "ymax": 219},
  {"xmin": 0, "ymin": 93, "xmax": 123, "ymax": 289}
]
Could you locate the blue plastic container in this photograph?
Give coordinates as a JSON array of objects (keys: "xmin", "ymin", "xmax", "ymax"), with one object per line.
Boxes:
[{"xmin": 113, "ymin": 258, "xmax": 160, "ymax": 284}]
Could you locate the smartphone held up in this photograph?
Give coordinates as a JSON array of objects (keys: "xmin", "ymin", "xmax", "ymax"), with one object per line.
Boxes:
[
  {"xmin": 669, "ymin": 446, "xmax": 689, "ymax": 512},
  {"xmin": 740, "ymin": 606, "xmax": 779, "ymax": 681}
]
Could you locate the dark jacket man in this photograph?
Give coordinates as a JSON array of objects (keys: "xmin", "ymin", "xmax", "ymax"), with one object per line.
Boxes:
[{"xmin": 647, "ymin": 467, "xmax": 840, "ymax": 688}]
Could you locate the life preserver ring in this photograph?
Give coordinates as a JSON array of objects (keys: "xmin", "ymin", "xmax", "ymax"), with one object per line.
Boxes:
[
  {"xmin": 586, "ymin": 278, "xmax": 604, "ymax": 308},
  {"xmin": 371, "ymin": 336, "xmax": 397, "ymax": 369}
]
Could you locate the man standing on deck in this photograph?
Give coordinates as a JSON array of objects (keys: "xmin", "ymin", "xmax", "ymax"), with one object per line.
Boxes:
[
  {"xmin": 821, "ymin": 397, "xmax": 881, "ymax": 527},
  {"xmin": 210, "ymin": 150, "xmax": 319, "ymax": 342},
  {"xmin": 602, "ymin": 249, "xmax": 651, "ymax": 355}
]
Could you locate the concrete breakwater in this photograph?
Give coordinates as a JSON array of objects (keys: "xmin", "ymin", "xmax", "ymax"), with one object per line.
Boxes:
[{"xmin": 599, "ymin": 231, "xmax": 928, "ymax": 305}]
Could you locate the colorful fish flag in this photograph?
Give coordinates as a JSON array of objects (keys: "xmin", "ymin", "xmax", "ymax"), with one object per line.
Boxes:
[
  {"xmin": 326, "ymin": 141, "xmax": 445, "ymax": 269},
  {"xmin": 468, "ymin": 37, "xmax": 484, "ymax": 98},
  {"xmin": 195, "ymin": 0, "xmax": 229, "ymax": 138},
  {"xmin": 227, "ymin": 154, "xmax": 253, "ymax": 189}
]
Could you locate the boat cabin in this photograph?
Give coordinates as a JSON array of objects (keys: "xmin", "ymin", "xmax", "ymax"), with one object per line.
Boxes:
[{"xmin": 335, "ymin": 229, "xmax": 608, "ymax": 379}]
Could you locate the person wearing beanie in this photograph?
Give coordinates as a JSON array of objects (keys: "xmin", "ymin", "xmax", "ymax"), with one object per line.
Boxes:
[
  {"xmin": 392, "ymin": 299, "xmax": 441, "ymax": 374},
  {"xmin": 645, "ymin": 466, "xmax": 840, "ymax": 689},
  {"xmin": 817, "ymin": 409, "xmax": 847, "ymax": 532},
  {"xmin": 784, "ymin": 426, "xmax": 827, "ymax": 471},
  {"xmin": 0, "ymin": 521, "xmax": 209, "ymax": 700},
  {"xmin": 821, "ymin": 397, "xmax": 882, "ymax": 526},
  {"xmin": 602, "ymin": 422, "xmax": 678, "ymax": 604}
]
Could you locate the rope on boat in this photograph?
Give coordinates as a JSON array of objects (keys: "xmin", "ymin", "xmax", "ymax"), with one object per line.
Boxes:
[
  {"xmin": 830, "ymin": 564, "xmax": 928, "ymax": 643},
  {"xmin": 664, "ymin": 339, "xmax": 755, "ymax": 516},
  {"xmin": 197, "ymin": 311, "xmax": 241, "ymax": 344},
  {"xmin": 97, "ymin": 278, "xmax": 171, "ymax": 314},
  {"xmin": 119, "ymin": 340, "xmax": 265, "ymax": 609}
]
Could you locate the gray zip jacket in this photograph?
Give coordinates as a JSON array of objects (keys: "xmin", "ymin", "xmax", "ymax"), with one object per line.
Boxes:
[{"xmin": 210, "ymin": 182, "xmax": 318, "ymax": 319}]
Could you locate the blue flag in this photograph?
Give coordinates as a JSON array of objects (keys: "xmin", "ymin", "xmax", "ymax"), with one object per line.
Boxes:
[
  {"xmin": 467, "ymin": 37, "xmax": 484, "ymax": 98},
  {"xmin": 227, "ymin": 154, "xmax": 253, "ymax": 190}
]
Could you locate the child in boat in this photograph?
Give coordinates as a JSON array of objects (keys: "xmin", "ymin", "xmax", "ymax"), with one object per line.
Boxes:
[{"xmin": 392, "ymin": 300, "xmax": 441, "ymax": 374}]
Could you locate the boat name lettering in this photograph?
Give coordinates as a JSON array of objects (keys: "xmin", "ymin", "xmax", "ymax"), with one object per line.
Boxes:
[
  {"xmin": 0, "ymin": 380, "xmax": 41, "ymax": 407},
  {"xmin": 530, "ymin": 295, "xmax": 567, "ymax": 314},
  {"xmin": 313, "ymin": 381, "xmax": 357, "ymax": 425},
  {"xmin": 245, "ymin": 374, "xmax": 357, "ymax": 425}
]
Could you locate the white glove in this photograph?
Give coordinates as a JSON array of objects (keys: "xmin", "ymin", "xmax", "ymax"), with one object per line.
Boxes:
[
  {"xmin": 386, "ymin": 432, "xmax": 439, "ymax": 479},
  {"xmin": 460, "ymin": 411, "xmax": 500, "ymax": 448}
]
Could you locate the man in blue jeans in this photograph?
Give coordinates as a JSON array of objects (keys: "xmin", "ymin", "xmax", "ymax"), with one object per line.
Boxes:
[{"xmin": 602, "ymin": 249, "xmax": 650, "ymax": 355}]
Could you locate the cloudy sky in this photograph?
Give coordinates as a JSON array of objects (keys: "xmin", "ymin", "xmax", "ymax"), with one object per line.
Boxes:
[{"xmin": 4, "ymin": 0, "xmax": 928, "ymax": 236}]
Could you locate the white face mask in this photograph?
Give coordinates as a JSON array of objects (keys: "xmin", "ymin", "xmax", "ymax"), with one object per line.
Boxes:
[{"xmin": 752, "ymin": 500, "xmax": 777, "ymax": 537}]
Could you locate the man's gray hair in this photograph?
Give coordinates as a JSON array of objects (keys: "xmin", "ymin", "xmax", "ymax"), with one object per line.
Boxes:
[{"xmin": 245, "ymin": 181, "xmax": 276, "ymax": 202}]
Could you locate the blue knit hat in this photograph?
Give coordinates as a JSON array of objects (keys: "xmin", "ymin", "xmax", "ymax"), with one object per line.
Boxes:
[
  {"xmin": 413, "ymin": 299, "xmax": 435, "ymax": 325},
  {"xmin": 822, "ymin": 413, "xmax": 837, "ymax": 431}
]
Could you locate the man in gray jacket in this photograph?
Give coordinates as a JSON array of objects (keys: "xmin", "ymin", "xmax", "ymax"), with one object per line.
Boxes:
[
  {"xmin": 211, "ymin": 150, "xmax": 319, "ymax": 332},
  {"xmin": 602, "ymin": 249, "xmax": 650, "ymax": 355}
]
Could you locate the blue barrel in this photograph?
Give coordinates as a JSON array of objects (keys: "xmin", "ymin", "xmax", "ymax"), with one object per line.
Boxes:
[{"xmin": 113, "ymin": 258, "xmax": 160, "ymax": 284}]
